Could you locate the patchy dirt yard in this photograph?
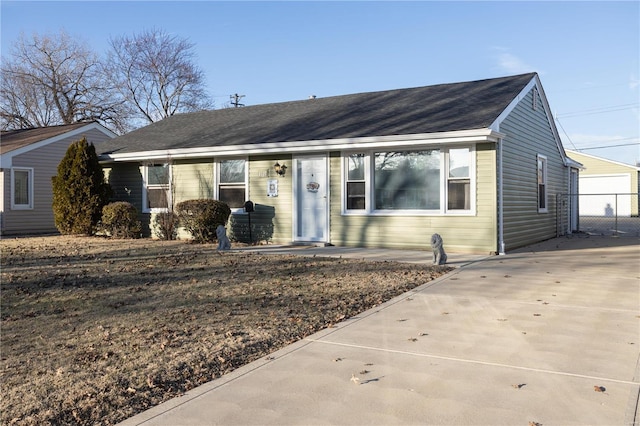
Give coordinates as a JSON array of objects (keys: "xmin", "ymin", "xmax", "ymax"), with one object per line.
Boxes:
[{"xmin": 1, "ymin": 235, "xmax": 451, "ymax": 425}]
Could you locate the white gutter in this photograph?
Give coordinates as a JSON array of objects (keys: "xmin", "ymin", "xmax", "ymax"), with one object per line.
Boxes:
[
  {"xmin": 99, "ymin": 128, "xmax": 505, "ymax": 163},
  {"xmin": 497, "ymin": 137, "xmax": 506, "ymax": 255}
]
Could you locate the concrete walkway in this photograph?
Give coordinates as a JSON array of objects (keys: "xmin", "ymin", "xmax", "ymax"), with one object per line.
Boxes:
[{"xmin": 120, "ymin": 235, "xmax": 640, "ymax": 425}]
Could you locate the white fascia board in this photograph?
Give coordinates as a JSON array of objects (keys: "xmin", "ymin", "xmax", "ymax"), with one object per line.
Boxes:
[
  {"xmin": 0, "ymin": 122, "xmax": 117, "ymax": 168},
  {"xmin": 566, "ymin": 149, "xmax": 638, "ymax": 171},
  {"xmin": 490, "ymin": 74, "xmax": 571, "ymax": 167},
  {"xmin": 100, "ymin": 129, "xmax": 504, "ymax": 163},
  {"xmin": 565, "ymin": 157, "xmax": 584, "ymax": 170}
]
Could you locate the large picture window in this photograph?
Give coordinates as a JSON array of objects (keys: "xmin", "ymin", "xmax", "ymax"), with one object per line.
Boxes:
[
  {"xmin": 144, "ymin": 163, "xmax": 170, "ymax": 212},
  {"xmin": 374, "ymin": 150, "xmax": 440, "ymax": 210},
  {"xmin": 218, "ymin": 159, "xmax": 246, "ymax": 208},
  {"xmin": 343, "ymin": 147, "xmax": 474, "ymax": 215},
  {"xmin": 11, "ymin": 167, "xmax": 33, "ymax": 209}
]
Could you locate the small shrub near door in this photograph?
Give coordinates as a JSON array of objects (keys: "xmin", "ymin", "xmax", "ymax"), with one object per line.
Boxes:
[
  {"xmin": 153, "ymin": 211, "xmax": 179, "ymax": 240},
  {"xmin": 175, "ymin": 199, "xmax": 231, "ymax": 243},
  {"xmin": 101, "ymin": 202, "xmax": 142, "ymax": 239}
]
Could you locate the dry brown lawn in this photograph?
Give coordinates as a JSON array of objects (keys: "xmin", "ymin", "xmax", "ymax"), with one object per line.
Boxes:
[{"xmin": 1, "ymin": 235, "xmax": 451, "ymax": 425}]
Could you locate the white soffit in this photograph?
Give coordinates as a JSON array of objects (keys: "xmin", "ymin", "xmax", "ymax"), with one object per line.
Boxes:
[{"xmin": 101, "ymin": 129, "xmax": 504, "ymax": 162}]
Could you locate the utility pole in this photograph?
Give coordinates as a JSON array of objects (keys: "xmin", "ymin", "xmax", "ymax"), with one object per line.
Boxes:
[{"xmin": 230, "ymin": 93, "xmax": 245, "ymax": 108}]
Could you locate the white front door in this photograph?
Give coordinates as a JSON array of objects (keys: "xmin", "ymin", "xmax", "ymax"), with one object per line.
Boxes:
[{"xmin": 294, "ymin": 155, "xmax": 328, "ymax": 242}]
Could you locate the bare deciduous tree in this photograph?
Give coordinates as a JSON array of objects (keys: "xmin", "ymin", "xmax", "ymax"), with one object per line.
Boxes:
[
  {"xmin": 0, "ymin": 30, "xmax": 130, "ymax": 133},
  {"xmin": 108, "ymin": 28, "xmax": 213, "ymax": 124}
]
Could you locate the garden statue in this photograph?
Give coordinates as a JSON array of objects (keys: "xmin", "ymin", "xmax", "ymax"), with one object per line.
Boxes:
[
  {"xmin": 430, "ymin": 233, "xmax": 447, "ymax": 265},
  {"xmin": 216, "ymin": 225, "xmax": 231, "ymax": 250}
]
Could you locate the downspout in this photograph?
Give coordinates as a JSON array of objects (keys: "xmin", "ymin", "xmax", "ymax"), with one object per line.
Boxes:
[{"xmin": 497, "ymin": 137, "xmax": 506, "ymax": 255}]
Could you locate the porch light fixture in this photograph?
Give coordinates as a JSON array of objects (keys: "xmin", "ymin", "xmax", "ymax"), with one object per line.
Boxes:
[{"xmin": 274, "ymin": 162, "xmax": 287, "ymax": 177}]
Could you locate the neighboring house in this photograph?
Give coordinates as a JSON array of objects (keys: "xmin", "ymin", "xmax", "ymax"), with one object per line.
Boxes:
[
  {"xmin": 0, "ymin": 122, "xmax": 116, "ymax": 235},
  {"xmin": 97, "ymin": 73, "xmax": 580, "ymax": 254},
  {"xmin": 566, "ymin": 150, "xmax": 639, "ymax": 217}
]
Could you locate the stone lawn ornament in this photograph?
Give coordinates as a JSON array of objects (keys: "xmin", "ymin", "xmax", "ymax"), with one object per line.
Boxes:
[
  {"xmin": 430, "ymin": 233, "xmax": 447, "ymax": 265},
  {"xmin": 216, "ymin": 225, "xmax": 231, "ymax": 250}
]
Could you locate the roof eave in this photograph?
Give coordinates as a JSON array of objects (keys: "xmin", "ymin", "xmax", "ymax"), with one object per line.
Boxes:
[
  {"xmin": 1, "ymin": 122, "xmax": 117, "ymax": 168},
  {"xmin": 99, "ymin": 128, "xmax": 504, "ymax": 163},
  {"xmin": 490, "ymin": 74, "xmax": 574, "ymax": 168}
]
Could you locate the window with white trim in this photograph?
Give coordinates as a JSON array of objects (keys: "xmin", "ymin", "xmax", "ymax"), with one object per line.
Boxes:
[
  {"xmin": 374, "ymin": 150, "xmax": 440, "ymax": 210},
  {"xmin": 537, "ymin": 154, "xmax": 548, "ymax": 212},
  {"xmin": 346, "ymin": 153, "xmax": 366, "ymax": 210},
  {"xmin": 217, "ymin": 159, "xmax": 246, "ymax": 208},
  {"xmin": 343, "ymin": 147, "xmax": 474, "ymax": 214},
  {"xmin": 447, "ymin": 148, "xmax": 471, "ymax": 210},
  {"xmin": 143, "ymin": 163, "xmax": 170, "ymax": 212},
  {"xmin": 11, "ymin": 167, "xmax": 33, "ymax": 209}
]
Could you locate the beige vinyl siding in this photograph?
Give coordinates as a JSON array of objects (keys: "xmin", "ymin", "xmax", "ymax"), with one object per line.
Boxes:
[
  {"xmin": 328, "ymin": 147, "xmax": 498, "ymax": 254},
  {"xmin": 105, "ymin": 163, "xmax": 144, "ymax": 208},
  {"xmin": 104, "ymin": 162, "xmax": 150, "ymax": 234},
  {"xmin": 239, "ymin": 154, "xmax": 293, "ymax": 244},
  {"xmin": 172, "ymin": 159, "xmax": 214, "ymax": 203},
  {"xmin": 1, "ymin": 128, "xmax": 113, "ymax": 235},
  {"xmin": 500, "ymin": 88, "xmax": 567, "ymax": 250},
  {"xmin": 568, "ymin": 151, "xmax": 638, "ymax": 176}
]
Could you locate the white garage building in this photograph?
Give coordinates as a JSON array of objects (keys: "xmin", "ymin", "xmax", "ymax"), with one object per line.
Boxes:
[{"xmin": 567, "ymin": 150, "xmax": 639, "ymax": 217}]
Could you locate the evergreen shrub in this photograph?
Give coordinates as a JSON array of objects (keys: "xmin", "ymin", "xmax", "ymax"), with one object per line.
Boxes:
[
  {"xmin": 175, "ymin": 199, "xmax": 231, "ymax": 243},
  {"xmin": 101, "ymin": 202, "xmax": 142, "ymax": 239},
  {"xmin": 51, "ymin": 137, "xmax": 112, "ymax": 235}
]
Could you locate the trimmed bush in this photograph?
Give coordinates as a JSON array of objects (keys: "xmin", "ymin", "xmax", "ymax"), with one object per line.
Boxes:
[
  {"xmin": 101, "ymin": 202, "xmax": 142, "ymax": 239},
  {"xmin": 52, "ymin": 137, "xmax": 112, "ymax": 235},
  {"xmin": 175, "ymin": 199, "xmax": 231, "ymax": 243},
  {"xmin": 153, "ymin": 211, "xmax": 179, "ymax": 241}
]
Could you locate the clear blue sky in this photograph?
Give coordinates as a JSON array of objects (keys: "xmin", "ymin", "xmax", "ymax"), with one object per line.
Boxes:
[{"xmin": 2, "ymin": 1, "xmax": 639, "ymax": 165}]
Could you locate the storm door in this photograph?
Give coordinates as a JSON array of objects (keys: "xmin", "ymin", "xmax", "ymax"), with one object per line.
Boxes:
[{"xmin": 294, "ymin": 155, "xmax": 328, "ymax": 242}]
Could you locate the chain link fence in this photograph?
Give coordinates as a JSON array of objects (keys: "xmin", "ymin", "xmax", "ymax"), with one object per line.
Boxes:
[{"xmin": 557, "ymin": 193, "xmax": 640, "ymax": 237}]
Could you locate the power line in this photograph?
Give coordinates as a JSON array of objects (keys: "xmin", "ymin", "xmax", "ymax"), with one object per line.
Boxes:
[
  {"xmin": 556, "ymin": 103, "xmax": 639, "ymax": 119},
  {"xmin": 574, "ymin": 142, "xmax": 640, "ymax": 151},
  {"xmin": 554, "ymin": 117, "xmax": 578, "ymax": 150}
]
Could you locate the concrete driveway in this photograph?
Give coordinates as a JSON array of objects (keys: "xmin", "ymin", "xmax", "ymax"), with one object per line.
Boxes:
[{"xmin": 120, "ymin": 235, "xmax": 640, "ymax": 425}]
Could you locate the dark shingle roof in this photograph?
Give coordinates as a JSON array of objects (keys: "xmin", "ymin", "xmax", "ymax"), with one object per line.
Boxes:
[
  {"xmin": 97, "ymin": 73, "xmax": 536, "ymax": 157},
  {"xmin": 0, "ymin": 122, "xmax": 95, "ymax": 155}
]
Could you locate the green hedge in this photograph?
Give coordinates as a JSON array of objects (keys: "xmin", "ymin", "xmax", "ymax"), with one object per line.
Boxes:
[
  {"xmin": 101, "ymin": 202, "xmax": 142, "ymax": 239},
  {"xmin": 175, "ymin": 199, "xmax": 231, "ymax": 243}
]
